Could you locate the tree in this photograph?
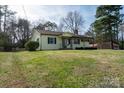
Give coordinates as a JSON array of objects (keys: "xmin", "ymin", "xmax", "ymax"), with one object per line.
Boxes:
[
  {"xmin": 35, "ymin": 23, "xmax": 45, "ymax": 30},
  {"xmin": 16, "ymin": 18, "xmax": 31, "ymax": 48},
  {"xmin": 0, "ymin": 5, "xmax": 18, "ymax": 51},
  {"xmin": 93, "ymin": 5, "xmax": 123, "ymax": 49},
  {"xmin": 85, "ymin": 24, "xmax": 95, "ymax": 37},
  {"xmin": 7, "ymin": 15, "xmax": 17, "ymax": 45},
  {"xmin": 43, "ymin": 21, "xmax": 57, "ymax": 31},
  {"xmin": 85, "ymin": 23, "xmax": 96, "ymax": 46},
  {"xmin": 0, "ymin": 32, "xmax": 12, "ymax": 51},
  {"xmin": 0, "ymin": 5, "xmax": 32, "ymax": 51},
  {"xmin": 119, "ymin": 23, "xmax": 124, "ymax": 49},
  {"xmin": 61, "ymin": 11, "xmax": 84, "ymax": 34},
  {"xmin": 0, "ymin": 5, "xmax": 4, "ymax": 32},
  {"xmin": 34, "ymin": 21, "xmax": 58, "ymax": 31},
  {"xmin": 3, "ymin": 5, "xmax": 7, "ymax": 32}
]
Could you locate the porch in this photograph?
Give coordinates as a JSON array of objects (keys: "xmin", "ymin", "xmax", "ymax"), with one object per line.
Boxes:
[{"xmin": 61, "ymin": 36, "xmax": 91, "ymax": 49}]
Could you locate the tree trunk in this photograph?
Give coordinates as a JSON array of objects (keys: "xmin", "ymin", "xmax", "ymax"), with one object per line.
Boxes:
[
  {"xmin": 3, "ymin": 6, "xmax": 7, "ymax": 32},
  {"xmin": 109, "ymin": 23, "xmax": 114, "ymax": 49},
  {"xmin": 122, "ymin": 30, "xmax": 124, "ymax": 49},
  {"xmin": 110, "ymin": 30, "xmax": 114, "ymax": 49},
  {"xmin": 0, "ymin": 17, "xmax": 1, "ymax": 32},
  {"xmin": 0, "ymin": 6, "xmax": 2, "ymax": 32}
]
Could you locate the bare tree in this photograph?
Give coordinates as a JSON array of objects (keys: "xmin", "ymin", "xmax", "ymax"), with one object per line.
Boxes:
[
  {"xmin": 7, "ymin": 15, "xmax": 18, "ymax": 45},
  {"xmin": 16, "ymin": 18, "xmax": 31, "ymax": 48},
  {"xmin": 85, "ymin": 23, "xmax": 96, "ymax": 47},
  {"xmin": 61, "ymin": 11, "xmax": 84, "ymax": 34},
  {"xmin": 44, "ymin": 21, "xmax": 57, "ymax": 31},
  {"xmin": 0, "ymin": 5, "xmax": 32, "ymax": 50},
  {"xmin": 2, "ymin": 5, "xmax": 16, "ymax": 33},
  {"xmin": 34, "ymin": 21, "xmax": 58, "ymax": 31}
]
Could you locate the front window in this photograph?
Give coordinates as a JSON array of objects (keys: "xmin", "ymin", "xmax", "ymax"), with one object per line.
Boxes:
[
  {"xmin": 48, "ymin": 37, "xmax": 56, "ymax": 44},
  {"xmin": 74, "ymin": 39, "xmax": 80, "ymax": 44}
]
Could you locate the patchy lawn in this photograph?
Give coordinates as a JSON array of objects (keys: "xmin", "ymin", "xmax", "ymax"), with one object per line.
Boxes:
[{"xmin": 0, "ymin": 50, "xmax": 124, "ymax": 88}]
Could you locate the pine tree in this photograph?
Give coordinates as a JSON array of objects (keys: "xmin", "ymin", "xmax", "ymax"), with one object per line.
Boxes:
[{"xmin": 93, "ymin": 5, "xmax": 123, "ymax": 49}]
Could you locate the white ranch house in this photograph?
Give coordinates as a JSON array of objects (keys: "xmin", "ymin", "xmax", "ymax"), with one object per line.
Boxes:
[{"xmin": 31, "ymin": 30, "xmax": 92, "ymax": 50}]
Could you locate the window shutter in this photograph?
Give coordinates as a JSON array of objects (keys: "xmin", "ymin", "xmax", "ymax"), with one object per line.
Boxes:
[
  {"xmin": 54, "ymin": 38, "xmax": 56, "ymax": 44},
  {"xmin": 68, "ymin": 39, "xmax": 71, "ymax": 44}
]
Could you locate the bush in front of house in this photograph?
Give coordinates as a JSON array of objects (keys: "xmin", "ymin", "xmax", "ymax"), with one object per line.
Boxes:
[
  {"xmin": 75, "ymin": 47, "xmax": 97, "ymax": 50},
  {"xmin": 25, "ymin": 41, "xmax": 39, "ymax": 51}
]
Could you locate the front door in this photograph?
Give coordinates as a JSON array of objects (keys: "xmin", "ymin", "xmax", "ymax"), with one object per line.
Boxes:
[{"xmin": 62, "ymin": 38, "xmax": 72, "ymax": 49}]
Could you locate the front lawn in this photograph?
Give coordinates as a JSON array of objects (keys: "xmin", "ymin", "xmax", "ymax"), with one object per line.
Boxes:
[{"xmin": 0, "ymin": 50, "xmax": 124, "ymax": 87}]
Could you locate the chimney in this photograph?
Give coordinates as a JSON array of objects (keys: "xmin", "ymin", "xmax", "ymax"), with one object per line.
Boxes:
[{"xmin": 74, "ymin": 29, "xmax": 78, "ymax": 35}]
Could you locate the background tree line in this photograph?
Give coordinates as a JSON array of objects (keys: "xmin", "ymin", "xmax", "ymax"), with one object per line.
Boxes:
[{"xmin": 0, "ymin": 5, "xmax": 31, "ymax": 51}]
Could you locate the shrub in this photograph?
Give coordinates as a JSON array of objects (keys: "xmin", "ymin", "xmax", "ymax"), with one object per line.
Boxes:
[
  {"xmin": 25, "ymin": 41, "xmax": 39, "ymax": 51},
  {"xmin": 75, "ymin": 47, "xmax": 97, "ymax": 50}
]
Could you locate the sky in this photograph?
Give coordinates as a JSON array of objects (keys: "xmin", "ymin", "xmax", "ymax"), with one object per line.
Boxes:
[{"xmin": 8, "ymin": 5, "xmax": 107, "ymax": 33}]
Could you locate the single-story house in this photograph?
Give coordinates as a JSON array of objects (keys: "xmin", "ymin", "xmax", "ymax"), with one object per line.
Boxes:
[{"xmin": 31, "ymin": 30, "xmax": 92, "ymax": 50}]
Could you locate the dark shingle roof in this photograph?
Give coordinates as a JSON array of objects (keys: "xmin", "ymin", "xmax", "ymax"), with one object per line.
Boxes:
[
  {"xmin": 36, "ymin": 30, "xmax": 92, "ymax": 39},
  {"xmin": 37, "ymin": 30, "xmax": 63, "ymax": 36}
]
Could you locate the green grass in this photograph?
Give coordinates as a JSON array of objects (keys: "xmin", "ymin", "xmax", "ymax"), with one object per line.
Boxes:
[{"xmin": 0, "ymin": 50, "xmax": 124, "ymax": 87}]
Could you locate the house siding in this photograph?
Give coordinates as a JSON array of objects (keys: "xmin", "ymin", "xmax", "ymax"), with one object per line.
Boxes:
[
  {"xmin": 72, "ymin": 40, "xmax": 90, "ymax": 49},
  {"xmin": 41, "ymin": 35, "xmax": 62, "ymax": 50}
]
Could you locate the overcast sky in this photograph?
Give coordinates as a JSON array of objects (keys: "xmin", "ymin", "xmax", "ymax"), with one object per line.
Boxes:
[{"xmin": 9, "ymin": 5, "xmax": 124, "ymax": 33}]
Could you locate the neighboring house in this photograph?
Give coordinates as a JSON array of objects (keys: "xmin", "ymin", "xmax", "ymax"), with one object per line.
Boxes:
[{"xmin": 31, "ymin": 30, "xmax": 92, "ymax": 50}]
